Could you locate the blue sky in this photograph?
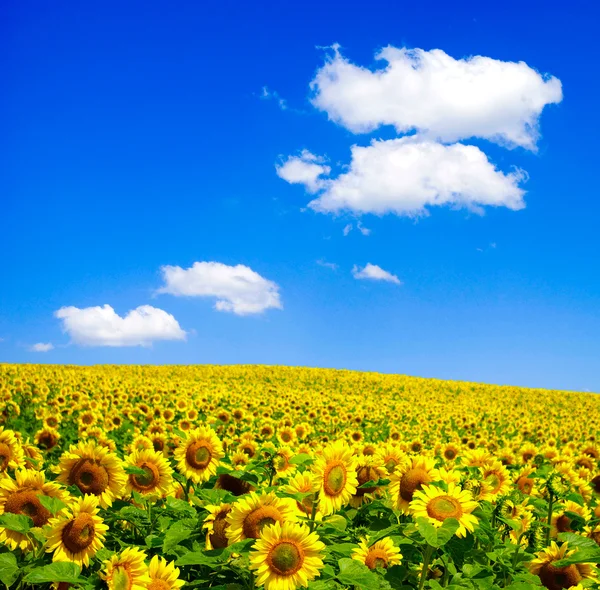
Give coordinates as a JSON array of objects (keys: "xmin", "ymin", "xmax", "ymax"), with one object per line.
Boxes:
[{"xmin": 2, "ymin": 0, "xmax": 599, "ymax": 392}]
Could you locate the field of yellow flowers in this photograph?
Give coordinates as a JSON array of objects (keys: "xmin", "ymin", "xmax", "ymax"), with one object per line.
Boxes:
[{"xmin": 0, "ymin": 364, "xmax": 598, "ymax": 590}]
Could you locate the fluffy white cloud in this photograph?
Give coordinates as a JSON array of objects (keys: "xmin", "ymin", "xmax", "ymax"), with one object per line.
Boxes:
[
  {"xmin": 352, "ymin": 263, "xmax": 401, "ymax": 284},
  {"xmin": 55, "ymin": 305, "xmax": 186, "ymax": 347},
  {"xmin": 276, "ymin": 150, "xmax": 330, "ymax": 193},
  {"xmin": 30, "ymin": 342, "xmax": 54, "ymax": 352},
  {"xmin": 311, "ymin": 45, "xmax": 562, "ymax": 149},
  {"xmin": 281, "ymin": 138, "xmax": 526, "ymax": 216},
  {"xmin": 158, "ymin": 261, "xmax": 282, "ymax": 316}
]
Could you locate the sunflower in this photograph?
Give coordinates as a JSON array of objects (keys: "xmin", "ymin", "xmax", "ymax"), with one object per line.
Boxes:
[
  {"xmin": 0, "ymin": 427, "xmax": 25, "ymax": 472},
  {"xmin": 124, "ymin": 448, "xmax": 173, "ymax": 499},
  {"xmin": 34, "ymin": 426, "xmax": 61, "ymax": 451},
  {"xmin": 312, "ymin": 441, "xmax": 358, "ymax": 516},
  {"xmin": 410, "ymin": 483, "xmax": 479, "ymax": 538},
  {"xmin": 272, "ymin": 447, "xmax": 297, "ymax": 480},
  {"xmin": 250, "ymin": 521, "xmax": 325, "ymax": 590},
  {"xmin": 22, "ymin": 440, "xmax": 44, "ymax": 470},
  {"xmin": 277, "ymin": 427, "xmax": 296, "ymax": 446},
  {"xmin": 227, "ymin": 492, "xmax": 299, "ymax": 543},
  {"xmin": 528, "ymin": 541, "xmax": 598, "ymax": 590},
  {"xmin": 101, "ymin": 546, "xmax": 151, "ymax": 590},
  {"xmin": 375, "ymin": 444, "xmax": 408, "ymax": 475},
  {"xmin": 352, "ymin": 536, "xmax": 402, "ymax": 570},
  {"xmin": 388, "ymin": 456, "xmax": 438, "ymax": 513},
  {"xmin": 283, "ymin": 471, "xmax": 321, "ymax": 521},
  {"xmin": 550, "ymin": 501, "xmax": 591, "ymax": 538},
  {"xmin": 174, "ymin": 426, "xmax": 224, "ymax": 484},
  {"xmin": 55, "ymin": 441, "xmax": 126, "ymax": 508},
  {"xmin": 46, "ymin": 495, "xmax": 108, "ymax": 567},
  {"xmin": 350, "ymin": 455, "xmax": 387, "ymax": 508},
  {"xmin": 479, "ymin": 460, "xmax": 511, "ymax": 500},
  {"xmin": 440, "ymin": 442, "xmax": 460, "ymax": 463},
  {"xmin": 129, "ymin": 435, "xmax": 154, "ymax": 453},
  {"xmin": 203, "ymin": 503, "xmax": 232, "ymax": 549},
  {"xmin": 147, "ymin": 555, "xmax": 185, "ymax": 590},
  {"xmin": 0, "ymin": 469, "xmax": 70, "ymax": 551}
]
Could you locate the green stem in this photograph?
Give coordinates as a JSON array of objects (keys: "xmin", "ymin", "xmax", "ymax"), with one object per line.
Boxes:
[
  {"xmin": 309, "ymin": 496, "xmax": 318, "ymax": 532},
  {"xmin": 418, "ymin": 544, "xmax": 434, "ymax": 590},
  {"xmin": 545, "ymin": 489, "xmax": 554, "ymax": 547}
]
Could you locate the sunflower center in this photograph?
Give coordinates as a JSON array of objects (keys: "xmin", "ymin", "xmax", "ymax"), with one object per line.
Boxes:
[
  {"xmin": 62, "ymin": 513, "xmax": 96, "ymax": 553},
  {"xmin": 400, "ymin": 468, "xmax": 430, "ymax": 502},
  {"xmin": 38, "ymin": 431, "xmax": 59, "ymax": 450},
  {"xmin": 4, "ymin": 490, "xmax": 51, "ymax": 527},
  {"xmin": 267, "ymin": 541, "xmax": 304, "ymax": 576},
  {"xmin": 355, "ymin": 466, "xmax": 378, "ymax": 496},
  {"xmin": 242, "ymin": 506, "xmax": 283, "ymax": 539},
  {"xmin": 0, "ymin": 443, "xmax": 12, "ymax": 470},
  {"xmin": 365, "ymin": 548, "xmax": 390, "ymax": 570},
  {"xmin": 69, "ymin": 458, "xmax": 110, "ymax": 495},
  {"xmin": 216, "ymin": 473, "xmax": 252, "ymax": 496},
  {"xmin": 323, "ymin": 462, "xmax": 347, "ymax": 497},
  {"xmin": 555, "ymin": 515, "xmax": 572, "ymax": 533},
  {"xmin": 209, "ymin": 510, "xmax": 230, "ymax": 549},
  {"xmin": 516, "ymin": 475, "xmax": 534, "ymax": 495},
  {"xmin": 132, "ymin": 462, "xmax": 160, "ymax": 491},
  {"xmin": 427, "ymin": 496, "xmax": 463, "ymax": 521},
  {"xmin": 384, "ymin": 458, "xmax": 398, "ymax": 472},
  {"xmin": 186, "ymin": 442, "xmax": 212, "ymax": 470},
  {"xmin": 274, "ymin": 455, "xmax": 289, "ymax": 471},
  {"xmin": 538, "ymin": 562, "xmax": 582, "ymax": 590},
  {"xmin": 148, "ymin": 581, "xmax": 171, "ymax": 590},
  {"xmin": 444, "ymin": 448, "xmax": 456, "ymax": 460},
  {"xmin": 591, "ymin": 475, "xmax": 600, "ymax": 494}
]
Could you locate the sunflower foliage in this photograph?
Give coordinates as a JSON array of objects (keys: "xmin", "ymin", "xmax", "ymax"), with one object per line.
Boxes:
[{"xmin": 0, "ymin": 365, "xmax": 598, "ymax": 590}]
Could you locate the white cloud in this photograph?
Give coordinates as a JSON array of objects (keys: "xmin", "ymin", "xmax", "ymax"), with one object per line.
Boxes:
[
  {"xmin": 311, "ymin": 45, "xmax": 562, "ymax": 149},
  {"xmin": 281, "ymin": 138, "xmax": 526, "ymax": 217},
  {"xmin": 316, "ymin": 259, "xmax": 338, "ymax": 271},
  {"xmin": 158, "ymin": 261, "xmax": 282, "ymax": 316},
  {"xmin": 276, "ymin": 150, "xmax": 330, "ymax": 193},
  {"xmin": 261, "ymin": 86, "xmax": 288, "ymax": 110},
  {"xmin": 357, "ymin": 221, "xmax": 371, "ymax": 236},
  {"xmin": 30, "ymin": 342, "xmax": 54, "ymax": 352},
  {"xmin": 55, "ymin": 305, "xmax": 186, "ymax": 347},
  {"xmin": 352, "ymin": 263, "xmax": 401, "ymax": 284},
  {"xmin": 343, "ymin": 223, "xmax": 353, "ymax": 236}
]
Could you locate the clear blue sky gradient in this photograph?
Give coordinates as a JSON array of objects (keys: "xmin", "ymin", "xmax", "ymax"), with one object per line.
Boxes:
[{"xmin": 1, "ymin": 1, "xmax": 599, "ymax": 391}]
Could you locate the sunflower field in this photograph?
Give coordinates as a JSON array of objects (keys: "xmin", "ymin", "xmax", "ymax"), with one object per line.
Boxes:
[{"xmin": 0, "ymin": 364, "xmax": 599, "ymax": 590}]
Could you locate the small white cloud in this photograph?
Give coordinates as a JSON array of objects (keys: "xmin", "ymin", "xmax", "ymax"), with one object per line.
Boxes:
[
  {"xmin": 280, "ymin": 138, "xmax": 526, "ymax": 217},
  {"xmin": 311, "ymin": 45, "xmax": 562, "ymax": 149},
  {"xmin": 316, "ymin": 259, "xmax": 338, "ymax": 271},
  {"xmin": 30, "ymin": 342, "xmax": 54, "ymax": 352},
  {"xmin": 55, "ymin": 305, "xmax": 186, "ymax": 347},
  {"xmin": 158, "ymin": 261, "xmax": 282, "ymax": 316},
  {"xmin": 357, "ymin": 221, "xmax": 371, "ymax": 236},
  {"xmin": 352, "ymin": 263, "xmax": 401, "ymax": 284},
  {"xmin": 343, "ymin": 223, "xmax": 353, "ymax": 236},
  {"xmin": 276, "ymin": 150, "xmax": 331, "ymax": 193},
  {"xmin": 261, "ymin": 86, "xmax": 288, "ymax": 111}
]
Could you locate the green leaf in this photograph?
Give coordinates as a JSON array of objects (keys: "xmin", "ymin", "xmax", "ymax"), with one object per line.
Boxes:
[
  {"xmin": 326, "ymin": 542, "xmax": 357, "ymax": 557},
  {"xmin": 358, "ymin": 478, "xmax": 390, "ymax": 489},
  {"xmin": 321, "ymin": 515, "xmax": 347, "ymax": 532},
  {"xmin": 123, "ymin": 464, "xmax": 149, "ymax": 476},
  {"xmin": 23, "ymin": 562, "xmax": 82, "ymax": 584},
  {"xmin": 0, "ymin": 513, "xmax": 33, "ymax": 534},
  {"xmin": 337, "ymin": 558, "xmax": 380, "ymax": 590},
  {"xmin": 289, "ymin": 453, "xmax": 314, "ymax": 465},
  {"xmin": 0, "ymin": 553, "xmax": 18, "ymax": 588},
  {"xmin": 38, "ymin": 495, "xmax": 67, "ymax": 515},
  {"xmin": 165, "ymin": 496, "xmax": 196, "ymax": 517},
  {"xmin": 416, "ymin": 517, "xmax": 459, "ymax": 548},
  {"xmin": 176, "ymin": 550, "xmax": 221, "ymax": 566},
  {"xmin": 163, "ymin": 518, "xmax": 198, "ymax": 552}
]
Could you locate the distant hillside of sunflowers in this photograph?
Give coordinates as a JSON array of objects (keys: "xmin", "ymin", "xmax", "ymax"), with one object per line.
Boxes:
[{"xmin": 0, "ymin": 363, "xmax": 599, "ymax": 590}]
